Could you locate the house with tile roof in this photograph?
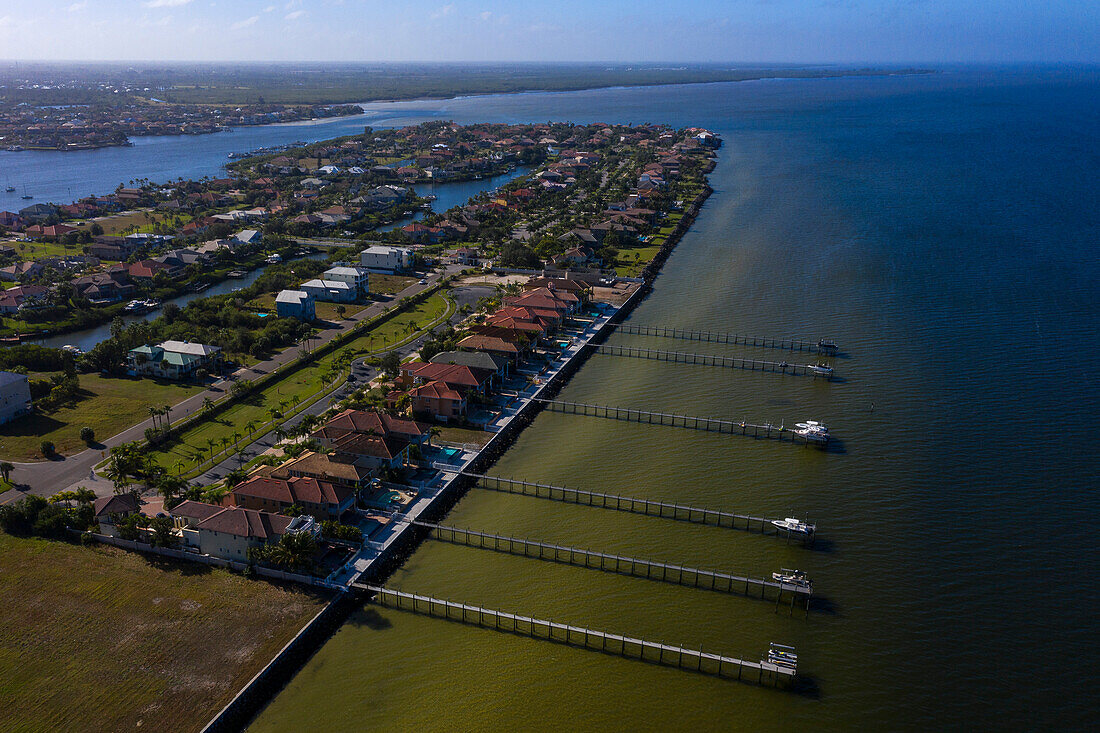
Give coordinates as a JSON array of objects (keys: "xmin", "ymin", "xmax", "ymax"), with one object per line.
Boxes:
[{"xmin": 229, "ymin": 476, "xmax": 354, "ymax": 519}]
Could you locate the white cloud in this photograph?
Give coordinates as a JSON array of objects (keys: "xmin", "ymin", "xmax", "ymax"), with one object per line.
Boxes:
[
  {"xmin": 480, "ymin": 11, "xmax": 492, "ymax": 21},
  {"xmin": 231, "ymin": 15, "xmax": 259, "ymax": 30},
  {"xmin": 285, "ymin": 10, "xmax": 305, "ymax": 20},
  {"xmin": 67, "ymin": 1, "xmax": 88, "ymax": 11},
  {"xmin": 264, "ymin": 4, "xmax": 276, "ymax": 11},
  {"xmin": 430, "ymin": 4, "xmax": 455, "ymax": 20},
  {"xmin": 143, "ymin": 0, "xmax": 193, "ymax": 7}
]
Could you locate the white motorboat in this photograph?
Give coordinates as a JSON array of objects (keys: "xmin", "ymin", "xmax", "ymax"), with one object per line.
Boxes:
[
  {"xmin": 265, "ymin": 254, "xmax": 282, "ymax": 264},
  {"xmin": 808, "ymin": 363, "xmax": 833, "ymax": 377},
  {"xmin": 61, "ymin": 344, "xmax": 85, "ymax": 356},
  {"xmin": 794, "ymin": 420, "xmax": 830, "ymax": 442},
  {"xmin": 771, "ymin": 517, "xmax": 814, "ymax": 535},
  {"xmin": 772, "ymin": 568, "xmax": 812, "ymax": 588}
]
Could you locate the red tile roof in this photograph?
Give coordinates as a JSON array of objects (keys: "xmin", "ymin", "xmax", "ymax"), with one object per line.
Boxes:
[
  {"xmin": 231, "ymin": 476, "xmax": 352, "ymax": 507},
  {"xmin": 195, "ymin": 506, "xmax": 292, "ymax": 539}
]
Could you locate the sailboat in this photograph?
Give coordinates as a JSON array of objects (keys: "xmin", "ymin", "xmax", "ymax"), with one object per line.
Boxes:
[{"xmin": 21, "ymin": 184, "xmax": 32, "ymax": 200}]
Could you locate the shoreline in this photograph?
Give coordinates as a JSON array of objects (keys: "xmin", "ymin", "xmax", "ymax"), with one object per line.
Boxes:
[{"xmin": 204, "ymin": 161, "xmax": 717, "ymax": 732}]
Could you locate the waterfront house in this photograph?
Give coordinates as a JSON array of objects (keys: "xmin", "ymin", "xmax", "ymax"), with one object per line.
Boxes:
[
  {"xmin": 456, "ymin": 334, "xmax": 522, "ymax": 363},
  {"xmin": 399, "ymin": 361, "xmax": 494, "ymax": 394},
  {"xmin": 277, "ymin": 451, "xmax": 374, "ymax": 490},
  {"xmin": 127, "ymin": 340, "xmax": 222, "ymax": 380},
  {"xmin": 327, "ymin": 431, "xmax": 411, "ymax": 471},
  {"xmin": 188, "ymin": 505, "xmax": 294, "ymax": 563},
  {"xmin": 314, "ymin": 409, "xmax": 431, "ymax": 446},
  {"xmin": 0, "ymin": 285, "xmax": 51, "ymax": 314},
  {"xmin": 0, "ymin": 261, "xmax": 45, "ymax": 282},
  {"xmin": 429, "ymin": 350, "xmax": 510, "ymax": 381},
  {"xmin": 93, "ymin": 493, "xmax": 141, "ymax": 537},
  {"xmin": 0, "ymin": 371, "xmax": 33, "ymax": 425},
  {"xmin": 233, "ymin": 229, "xmax": 263, "ymax": 246},
  {"xmin": 275, "ymin": 289, "xmax": 316, "ymax": 320},
  {"xmin": 407, "ymin": 380, "xmax": 466, "ymax": 421},
  {"xmin": 229, "ymin": 476, "xmax": 354, "ymax": 520}
]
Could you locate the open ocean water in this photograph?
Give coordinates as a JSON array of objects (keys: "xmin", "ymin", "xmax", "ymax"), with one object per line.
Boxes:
[{"xmin": 10, "ymin": 67, "xmax": 1100, "ymax": 729}]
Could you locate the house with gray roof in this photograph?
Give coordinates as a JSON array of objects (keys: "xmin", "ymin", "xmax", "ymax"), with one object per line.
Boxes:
[{"xmin": 127, "ymin": 340, "xmax": 222, "ymax": 381}]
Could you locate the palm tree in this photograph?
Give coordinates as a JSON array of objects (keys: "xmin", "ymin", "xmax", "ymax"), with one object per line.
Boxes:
[
  {"xmin": 244, "ymin": 420, "xmax": 257, "ymax": 439},
  {"xmin": 202, "ymin": 397, "xmax": 215, "ymax": 414},
  {"xmin": 163, "ymin": 404, "xmax": 172, "ymax": 427},
  {"xmin": 266, "ymin": 407, "xmax": 282, "ymax": 423},
  {"xmin": 148, "ymin": 406, "xmax": 158, "ymax": 430},
  {"xmin": 73, "ymin": 487, "xmax": 96, "ymax": 505},
  {"xmin": 0, "ymin": 461, "xmax": 13, "ymax": 483}
]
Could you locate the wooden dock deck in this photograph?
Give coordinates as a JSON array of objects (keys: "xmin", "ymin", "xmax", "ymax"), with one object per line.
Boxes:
[
  {"xmin": 357, "ymin": 585, "xmax": 797, "ymax": 685},
  {"xmin": 596, "ymin": 344, "xmax": 834, "ymax": 378},
  {"xmin": 533, "ymin": 398, "xmax": 830, "ymax": 446},
  {"xmin": 400, "ymin": 518, "xmax": 812, "ymax": 603},
  {"xmin": 615, "ymin": 323, "xmax": 839, "ymax": 355},
  {"xmin": 458, "ymin": 472, "xmax": 817, "ymax": 543}
]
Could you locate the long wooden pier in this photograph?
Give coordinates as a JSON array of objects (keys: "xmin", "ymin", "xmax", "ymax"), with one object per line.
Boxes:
[
  {"xmin": 458, "ymin": 472, "xmax": 816, "ymax": 543},
  {"xmin": 357, "ymin": 585, "xmax": 796, "ymax": 685},
  {"xmin": 401, "ymin": 518, "xmax": 812, "ymax": 603},
  {"xmin": 533, "ymin": 398, "xmax": 830, "ymax": 446},
  {"xmin": 595, "ymin": 344, "xmax": 834, "ymax": 379},
  {"xmin": 616, "ymin": 323, "xmax": 839, "ymax": 355}
]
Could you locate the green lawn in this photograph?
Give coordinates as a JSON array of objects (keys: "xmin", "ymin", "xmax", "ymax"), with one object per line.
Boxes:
[
  {"xmin": 0, "ymin": 374, "xmax": 202, "ymax": 461},
  {"xmin": 3, "ymin": 239, "xmax": 84, "ymax": 261},
  {"xmin": 432, "ymin": 425, "xmax": 494, "ymax": 447},
  {"xmin": 0, "ymin": 533, "xmax": 327, "ymax": 733},
  {"xmin": 369, "ymin": 274, "xmax": 417, "ymax": 295},
  {"xmin": 94, "ymin": 209, "xmax": 191, "ymax": 236},
  {"xmin": 152, "ymin": 292, "xmax": 452, "ymax": 475},
  {"xmin": 615, "ymin": 245, "xmax": 661, "ymax": 277}
]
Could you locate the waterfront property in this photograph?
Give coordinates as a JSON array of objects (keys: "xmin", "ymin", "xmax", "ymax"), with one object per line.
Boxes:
[
  {"xmin": 322, "ymin": 266, "xmax": 370, "ymax": 298},
  {"xmin": 170, "ymin": 501, "xmax": 293, "ymax": 563},
  {"xmin": 298, "ymin": 278, "xmax": 358, "ymax": 303},
  {"xmin": 0, "ymin": 371, "xmax": 33, "ymax": 425},
  {"xmin": 229, "ymin": 476, "xmax": 355, "ymax": 520},
  {"xmin": 127, "ymin": 340, "xmax": 223, "ymax": 380}
]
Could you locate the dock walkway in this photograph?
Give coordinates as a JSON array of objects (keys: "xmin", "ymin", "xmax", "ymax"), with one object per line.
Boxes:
[
  {"xmin": 357, "ymin": 585, "xmax": 796, "ymax": 685},
  {"xmin": 596, "ymin": 344, "xmax": 834, "ymax": 379},
  {"xmin": 401, "ymin": 518, "xmax": 812, "ymax": 601},
  {"xmin": 533, "ymin": 398, "xmax": 829, "ymax": 446},
  {"xmin": 458, "ymin": 472, "xmax": 816, "ymax": 542},
  {"xmin": 615, "ymin": 323, "xmax": 838, "ymax": 354}
]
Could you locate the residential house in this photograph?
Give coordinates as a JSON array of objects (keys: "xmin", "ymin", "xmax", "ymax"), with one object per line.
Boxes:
[
  {"xmin": 127, "ymin": 340, "xmax": 222, "ymax": 380},
  {"xmin": 0, "ymin": 371, "xmax": 33, "ymax": 425},
  {"xmin": 277, "ymin": 451, "xmax": 374, "ymax": 490},
  {"xmin": 399, "ymin": 361, "xmax": 495, "ymax": 394},
  {"xmin": 0, "ymin": 285, "xmax": 51, "ymax": 314},
  {"xmin": 313, "ymin": 409, "xmax": 431, "ymax": 447},
  {"xmin": 185, "ymin": 504, "xmax": 294, "ymax": 563},
  {"xmin": 322, "ymin": 266, "xmax": 370, "ymax": 298},
  {"xmin": 298, "ymin": 278, "xmax": 357, "ymax": 303},
  {"xmin": 360, "ymin": 244, "xmax": 414, "ymax": 273},
  {"xmin": 229, "ymin": 476, "xmax": 354, "ymax": 520},
  {"xmin": 0, "ymin": 261, "xmax": 45, "ymax": 282},
  {"xmin": 429, "ymin": 350, "xmax": 510, "ymax": 380},
  {"xmin": 275, "ymin": 289, "xmax": 316, "ymax": 320},
  {"xmin": 456, "ymin": 334, "xmax": 522, "ymax": 363},
  {"xmin": 232, "ymin": 229, "xmax": 263, "ymax": 246},
  {"xmin": 408, "ymin": 380, "xmax": 466, "ymax": 421},
  {"xmin": 93, "ymin": 493, "xmax": 141, "ymax": 537}
]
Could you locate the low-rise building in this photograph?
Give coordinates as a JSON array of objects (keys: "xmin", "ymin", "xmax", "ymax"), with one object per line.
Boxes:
[
  {"xmin": 0, "ymin": 371, "xmax": 32, "ymax": 425},
  {"xmin": 298, "ymin": 278, "xmax": 357, "ymax": 303},
  {"xmin": 408, "ymin": 380, "xmax": 466, "ymax": 421},
  {"xmin": 322, "ymin": 266, "xmax": 370, "ymax": 297},
  {"xmin": 127, "ymin": 340, "xmax": 222, "ymax": 380},
  {"xmin": 360, "ymin": 244, "xmax": 414, "ymax": 273},
  {"xmin": 229, "ymin": 476, "xmax": 354, "ymax": 520},
  {"xmin": 93, "ymin": 493, "xmax": 141, "ymax": 537},
  {"xmin": 275, "ymin": 289, "xmax": 316, "ymax": 320}
]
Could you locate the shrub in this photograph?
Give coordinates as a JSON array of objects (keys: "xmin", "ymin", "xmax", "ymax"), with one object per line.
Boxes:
[
  {"xmin": 40, "ymin": 440, "xmax": 55, "ymax": 457},
  {"xmin": 80, "ymin": 426, "xmax": 95, "ymax": 444}
]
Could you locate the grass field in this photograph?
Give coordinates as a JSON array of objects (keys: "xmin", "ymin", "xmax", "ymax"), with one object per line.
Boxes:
[
  {"xmin": 94, "ymin": 209, "xmax": 191, "ymax": 236},
  {"xmin": 1, "ymin": 239, "xmax": 85, "ymax": 261},
  {"xmin": 0, "ymin": 533, "xmax": 328, "ymax": 733},
  {"xmin": 0, "ymin": 374, "xmax": 202, "ymax": 462},
  {"xmin": 152, "ymin": 292, "xmax": 452, "ymax": 475},
  {"xmin": 432, "ymin": 425, "xmax": 494, "ymax": 447},
  {"xmin": 369, "ymin": 274, "xmax": 417, "ymax": 295}
]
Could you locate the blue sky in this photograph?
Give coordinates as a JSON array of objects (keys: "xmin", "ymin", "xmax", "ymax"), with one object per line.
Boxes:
[{"xmin": 0, "ymin": 0, "xmax": 1097, "ymax": 63}]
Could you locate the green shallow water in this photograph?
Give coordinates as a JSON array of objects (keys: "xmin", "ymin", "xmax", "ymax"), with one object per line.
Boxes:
[{"xmin": 249, "ymin": 71, "xmax": 1098, "ymax": 731}]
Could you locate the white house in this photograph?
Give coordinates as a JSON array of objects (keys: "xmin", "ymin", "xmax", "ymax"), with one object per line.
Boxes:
[
  {"xmin": 233, "ymin": 229, "xmax": 263, "ymax": 246},
  {"xmin": 299, "ymin": 278, "xmax": 357, "ymax": 303},
  {"xmin": 322, "ymin": 266, "xmax": 369, "ymax": 297},
  {"xmin": 360, "ymin": 245, "xmax": 414, "ymax": 273},
  {"xmin": 0, "ymin": 371, "xmax": 32, "ymax": 425}
]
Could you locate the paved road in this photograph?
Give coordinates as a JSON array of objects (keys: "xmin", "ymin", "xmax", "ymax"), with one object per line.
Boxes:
[
  {"xmin": 195, "ymin": 284, "xmax": 482, "ymax": 486},
  {"xmin": 9, "ymin": 268, "xmax": 457, "ymax": 497}
]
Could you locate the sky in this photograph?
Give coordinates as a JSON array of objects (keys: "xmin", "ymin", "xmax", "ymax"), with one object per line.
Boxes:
[{"xmin": 0, "ymin": 0, "xmax": 1097, "ymax": 64}]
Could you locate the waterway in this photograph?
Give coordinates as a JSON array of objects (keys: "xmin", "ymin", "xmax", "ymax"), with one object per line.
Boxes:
[{"xmin": 235, "ymin": 68, "xmax": 1097, "ymax": 730}]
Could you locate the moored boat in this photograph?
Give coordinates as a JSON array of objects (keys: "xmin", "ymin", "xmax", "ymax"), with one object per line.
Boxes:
[
  {"xmin": 771, "ymin": 517, "xmax": 814, "ymax": 535},
  {"xmin": 772, "ymin": 568, "xmax": 812, "ymax": 588},
  {"xmin": 794, "ymin": 420, "xmax": 830, "ymax": 443},
  {"xmin": 808, "ymin": 363, "xmax": 833, "ymax": 377}
]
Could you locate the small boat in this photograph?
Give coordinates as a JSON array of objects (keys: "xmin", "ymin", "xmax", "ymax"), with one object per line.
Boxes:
[
  {"xmin": 765, "ymin": 643, "xmax": 798, "ymax": 669},
  {"xmin": 265, "ymin": 254, "xmax": 282, "ymax": 264},
  {"xmin": 808, "ymin": 363, "xmax": 833, "ymax": 377},
  {"xmin": 794, "ymin": 420, "xmax": 830, "ymax": 443},
  {"xmin": 4, "ymin": 186, "xmax": 14, "ymax": 193},
  {"xmin": 227, "ymin": 270, "xmax": 247, "ymax": 278},
  {"xmin": 123, "ymin": 299, "xmax": 144, "ymax": 312},
  {"xmin": 61, "ymin": 344, "xmax": 85, "ymax": 356},
  {"xmin": 190, "ymin": 282, "xmax": 210, "ymax": 292},
  {"xmin": 772, "ymin": 568, "xmax": 812, "ymax": 588},
  {"xmin": 817, "ymin": 338, "xmax": 839, "ymax": 355},
  {"xmin": 771, "ymin": 517, "xmax": 814, "ymax": 535}
]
